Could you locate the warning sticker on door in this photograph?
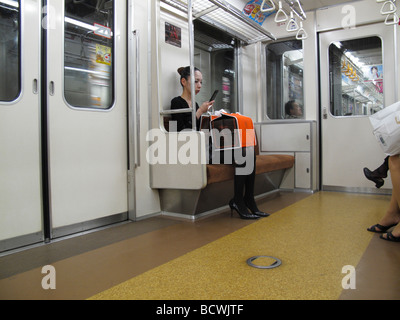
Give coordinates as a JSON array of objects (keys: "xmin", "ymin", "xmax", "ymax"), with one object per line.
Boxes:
[{"xmin": 94, "ymin": 23, "xmax": 112, "ymax": 39}]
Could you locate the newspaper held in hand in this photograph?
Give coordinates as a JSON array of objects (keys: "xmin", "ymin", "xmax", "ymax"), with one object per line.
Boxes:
[{"xmin": 369, "ymin": 101, "xmax": 400, "ymax": 156}]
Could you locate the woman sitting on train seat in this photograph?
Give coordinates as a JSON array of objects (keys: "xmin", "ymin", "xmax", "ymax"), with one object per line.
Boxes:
[
  {"xmin": 363, "ymin": 156, "xmax": 389, "ymax": 188},
  {"xmin": 285, "ymin": 100, "xmax": 303, "ymax": 119},
  {"xmin": 171, "ymin": 66, "xmax": 269, "ymax": 220},
  {"xmin": 367, "ymin": 155, "xmax": 400, "ymax": 242},
  {"xmin": 170, "ymin": 66, "xmax": 214, "ymax": 131}
]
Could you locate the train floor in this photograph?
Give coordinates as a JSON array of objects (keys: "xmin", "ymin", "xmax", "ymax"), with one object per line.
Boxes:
[{"xmin": 0, "ymin": 191, "xmax": 399, "ymax": 300}]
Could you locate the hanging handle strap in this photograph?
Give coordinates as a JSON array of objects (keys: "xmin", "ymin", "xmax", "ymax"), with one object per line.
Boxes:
[
  {"xmin": 296, "ymin": 21, "xmax": 308, "ymax": 40},
  {"xmin": 286, "ymin": 11, "xmax": 299, "ymax": 32},
  {"xmin": 260, "ymin": 0, "xmax": 276, "ymax": 12},
  {"xmin": 385, "ymin": 11, "xmax": 400, "ymax": 24},
  {"xmin": 275, "ymin": 1, "xmax": 288, "ymax": 22},
  {"xmin": 381, "ymin": 0, "xmax": 397, "ymax": 14}
]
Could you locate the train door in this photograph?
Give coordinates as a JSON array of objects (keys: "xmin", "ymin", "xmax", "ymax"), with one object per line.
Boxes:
[
  {"xmin": 0, "ymin": 0, "xmax": 43, "ymax": 250},
  {"xmin": 1, "ymin": 0, "xmax": 129, "ymax": 252},
  {"xmin": 46, "ymin": 0, "xmax": 128, "ymax": 238},
  {"xmin": 319, "ymin": 23, "xmax": 396, "ymax": 192}
]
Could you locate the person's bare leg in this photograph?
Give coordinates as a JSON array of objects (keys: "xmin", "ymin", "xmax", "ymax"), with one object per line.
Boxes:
[
  {"xmin": 368, "ymin": 195, "xmax": 400, "ymax": 232},
  {"xmin": 368, "ymin": 156, "xmax": 400, "ymax": 233},
  {"xmin": 381, "ymin": 156, "xmax": 400, "ymax": 239}
]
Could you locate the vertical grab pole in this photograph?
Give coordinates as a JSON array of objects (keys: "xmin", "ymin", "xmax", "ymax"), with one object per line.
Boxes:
[
  {"xmin": 188, "ymin": 0, "xmax": 196, "ymax": 131},
  {"xmin": 128, "ymin": 30, "xmax": 141, "ymax": 169},
  {"xmin": 134, "ymin": 30, "xmax": 141, "ymax": 168},
  {"xmin": 394, "ymin": 24, "xmax": 399, "ymax": 102}
]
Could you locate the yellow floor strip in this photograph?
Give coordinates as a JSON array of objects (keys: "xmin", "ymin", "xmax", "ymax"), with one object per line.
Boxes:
[{"xmin": 90, "ymin": 192, "xmax": 389, "ymax": 300}]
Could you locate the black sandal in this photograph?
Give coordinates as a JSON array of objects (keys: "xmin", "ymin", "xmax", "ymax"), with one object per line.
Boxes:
[
  {"xmin": 380, "ymin": 231, "xmax": 400, "ymax": 242},
  {"xmin": 367, "ymin": 223, "xmax": 397, "ymax": 233}
]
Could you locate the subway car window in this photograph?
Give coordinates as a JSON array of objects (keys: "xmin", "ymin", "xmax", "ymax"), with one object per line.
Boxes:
[
  {"xmin": 210, "ymin": 50, "xmax": 237, "ymax": 113},
  {"xmin": 266, "ymin": 40, "xmax": 303, "ymax": 120},
  {"xmin": 64, "ymin": 0, "xmax": 114, "ymax": 110},
  {"xmin": 194, "ymin": 20, "xmax": 238, "ymax": 113},
  {"xmin": 0, "ymin": 0, "xmax": 20, "ymax": 102},
  {"xmin": 329, "ymin": 37, "xmax": 383, "ymax": 116}
]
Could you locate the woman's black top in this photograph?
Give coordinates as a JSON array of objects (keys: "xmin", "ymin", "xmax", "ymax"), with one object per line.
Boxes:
[{"xmin": 170, "ymin": 96, "xmax": 200, "ymax": 131}]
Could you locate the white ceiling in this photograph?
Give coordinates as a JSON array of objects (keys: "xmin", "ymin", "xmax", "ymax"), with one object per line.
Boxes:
[{"xmin": 299, "ymin": 0, "xmax": 357, "ymax": 11}]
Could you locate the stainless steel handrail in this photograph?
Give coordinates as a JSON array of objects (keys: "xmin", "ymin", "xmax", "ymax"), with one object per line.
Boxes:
[
  {"xmin": 160, "ymin": 108, "xmax": 194, "ymax": 115},
  {"xmin": 160, "ymin": 0, "xmax": 276, "ymax": 42},
  {"xmin": 207, "ymin": 0, "xmax": 276, "ymax": 41},
  {"xmin": 188, "ymin": 0, "xmax": 197, "ymax": 131},
  {"xmin": 134, "ymin": 30, "xmax": 141, "ymax": 167}
]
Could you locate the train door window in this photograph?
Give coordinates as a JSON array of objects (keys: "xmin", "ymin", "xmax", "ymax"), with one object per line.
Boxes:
[
  {"xmin": 0, "ymin": 0, "xmax": 20, "ymax": 102},
  {"xmin": 329, "ymin": 37, "xmax": 383, "ymax": 116},
  {"xmin": 266, "ymin": 39, "xmax": 303, "ymax": 119},
  {"xmin": 64, "ymin": 0, "xmax": 114, "ymax": 109}
]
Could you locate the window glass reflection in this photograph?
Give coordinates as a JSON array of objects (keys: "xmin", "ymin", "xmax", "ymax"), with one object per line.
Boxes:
[
  {"xmin": 266, "ymin": 40, "xmax": 304, "ymax": 120},
  {"xmin": 64, "ymin": 0, "xmax": 114, "ymax": 109},
  {"xmin": 0, "ymin": 0, "xmax": 20, "ymax": 102},
  {"xmin": 329, "ymin": 36, "xmax": 383, "ymax": 116},
  {"xmin": 194, "ymin": 20, "xmax": 238, "ymax": 114}
]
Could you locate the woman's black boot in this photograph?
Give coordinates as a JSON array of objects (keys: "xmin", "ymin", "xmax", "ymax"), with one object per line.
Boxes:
[
  {"xmin": 363, "ymin": 168, "xmax": 384, "ymax": 188},
  {"xmin": 243, "ymin": 150, "xmax": 270, "ymax": 217},
  {"xmin": 231, "ymin": 173, "xmax": 259, "ymax": 220},
  {"xmin": 363, "ymin": 156, "xmax": 389, "ymax": 188}
]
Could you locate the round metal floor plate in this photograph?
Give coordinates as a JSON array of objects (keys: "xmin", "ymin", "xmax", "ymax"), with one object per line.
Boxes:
[{"xmin": 247, "ymin": 256, "xmax": 282, "ymax": 269}]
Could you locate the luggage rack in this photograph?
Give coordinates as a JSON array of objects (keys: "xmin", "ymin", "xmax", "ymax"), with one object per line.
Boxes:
[{"xmin": 161, "ymin": 0, "xmax": 276, "ymax": 44}]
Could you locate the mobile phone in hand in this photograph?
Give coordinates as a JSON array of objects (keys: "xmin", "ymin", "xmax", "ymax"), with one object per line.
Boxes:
[{"xmin": 209, "ymin": 90, "xmax": 219, "ymax": 102}]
